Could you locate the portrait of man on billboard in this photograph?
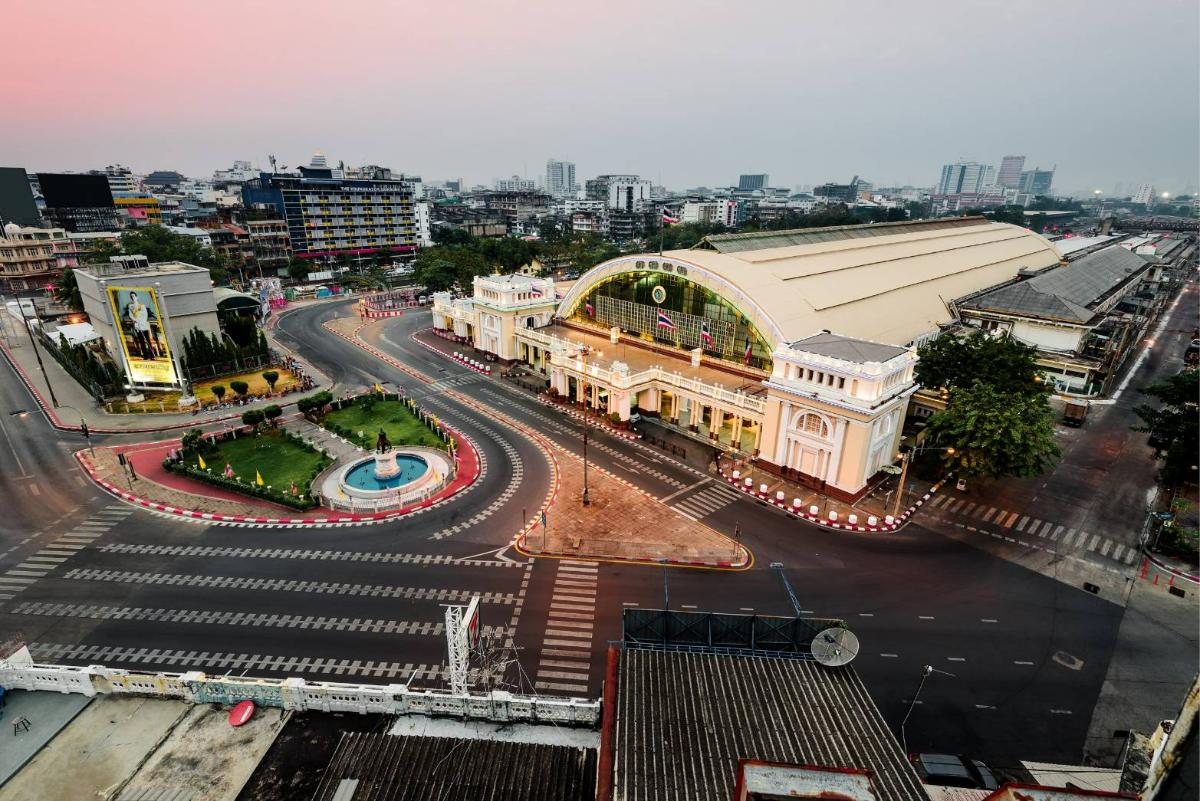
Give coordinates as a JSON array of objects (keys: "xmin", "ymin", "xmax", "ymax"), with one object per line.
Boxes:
[{"xmin": 106, "ymin": 285, "xmax": 176, "ymax": 384}]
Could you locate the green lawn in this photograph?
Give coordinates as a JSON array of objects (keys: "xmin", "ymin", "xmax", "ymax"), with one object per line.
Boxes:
[
  {"xmin": 324, "ymin": 399, "xmax": 446, "ymax": 451},
  {"xmin": 192, "ymin": 428, "xmax": 326, "ymax": 491}
]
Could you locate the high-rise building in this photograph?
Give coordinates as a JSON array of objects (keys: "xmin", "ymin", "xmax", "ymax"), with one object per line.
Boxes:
[
  {"xmin": 242, "ymin": 164, "xmax": 418, "ymax": 261},
  {"xmin": 738, "ymin": 174, "xmax": 769, "ymax": 192},
  {"xmin": 545, "ymin": 160, "xmax": 576, "ymax": 197},
  {"xmin": 36, "ymin": 172, "xmax": 120, "ymax": 232},
  {"xmin": 1131, "ymin": 183, "xmax": 1155, "ymax": 205},
  {"xmin": 585, "ymin": 175, "xmax": 652, "ymax": 212},
  {"xmin": 0, "ymin": 167, "xmax": 41, "ymax": 227},
  {"xmin": 1018, "ymin": 168, "xmax": 1054, "ymax": 197},
  {"xmin": 996, "ymin": 156, "xmax": 1025, "ymax": 189},
  {"xmin": 98, "ymin": 164, "xmax": 137, "ymax": 194},
  {"xmin": 494, "ymin": 175, "xmax": 537, "ymax": 192},
  {"xmin": 937, "ymin": 162, "xmax": 995, "ymax": 195}
]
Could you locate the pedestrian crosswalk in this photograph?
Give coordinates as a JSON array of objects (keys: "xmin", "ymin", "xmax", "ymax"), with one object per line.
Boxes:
[
  {"xmin": 671, "ymin": 483, "xmax": 742, "ymax": 521},
  {"xmin": 534, "ymin": 560, "xmax": 598, "ymax": 695},
  {"xmin": 925, "ymin": 494, "xmax": 1137, "ymax": 565},
  {"xmin": 422, "ymin": 374, "xmax": 481, "ymax": 393},
  {"xmin": 0, "ymin": 504, "xmax": 130, "ymax": 602}
]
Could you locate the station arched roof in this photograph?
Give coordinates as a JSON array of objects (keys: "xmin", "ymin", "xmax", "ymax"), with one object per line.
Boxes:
[{"xmin": 556, "ymin": 217, "xmax": 1063, "ymax": 348}]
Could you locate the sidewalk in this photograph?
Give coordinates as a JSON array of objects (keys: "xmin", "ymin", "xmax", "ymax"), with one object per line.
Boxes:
[{"xmin": 0, "ymin": 318, "xmax": 333, "ymax": 434}]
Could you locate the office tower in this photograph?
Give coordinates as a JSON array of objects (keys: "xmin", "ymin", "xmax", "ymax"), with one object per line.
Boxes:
[
  {"xmin": 545, "ymin": 160, "xmax": 576, "ymax": 197},
  {"xmin": 996, "ymin": 156, "xmax": 1025, "ymax": 189}
]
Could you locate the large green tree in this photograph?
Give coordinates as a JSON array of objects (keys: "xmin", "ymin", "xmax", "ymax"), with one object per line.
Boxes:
[
  {"xmin": 926, "ymin": 381, "xmax": 1062, "ymax": 479},
  {"xmin": 412, "ymin": 257, "xmax": 461, "ymax": 293},
  {"xmin": 916, "ymin": 330, "xmax": 1046, "ymax": 396},
  {"xmin": 1133, "ymin": 369, "xmax": 1199, "ymax": 486},
  {"xmin": 53, "ymin": 268, "xmax": 84, "ymax": 311},
  {"xmin": 120, "ymin": 225, "xmax": 228, "ymax": 285}
]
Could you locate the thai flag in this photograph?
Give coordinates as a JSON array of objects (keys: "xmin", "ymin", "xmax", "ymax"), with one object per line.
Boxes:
[
  {"xmin": 662, "ymin": 210, "xmax": 679, "ymax": 224},
  {"xmin": 744, "ymin": 339, "xmax": 753, "ymax": 364},
  {"xmin": 585, "ymin": 300, "xmax": 595, "ymax": 315},
  {"xmin": 531, "ymin": 287, "xmax": 543, "ymax": 298},
  {"xmin": 656, "ymin": 310, "xmax": 676, "ymax": 330},
  {"xmin": 700, "ymin": 321, "xmax": 713, "ymax": 346}
]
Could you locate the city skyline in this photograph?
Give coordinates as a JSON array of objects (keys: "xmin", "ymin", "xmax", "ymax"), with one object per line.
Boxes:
[{"xmin": 2, "ymin": 0, "xmax": 1196, "ymax": 195}]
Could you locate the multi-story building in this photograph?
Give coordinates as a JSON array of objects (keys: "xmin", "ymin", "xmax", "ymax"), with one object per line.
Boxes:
[
  {"xmin": 586, "ymin": 175, "xmax": 652, "ymax": 212},
  {"xmin": 1018, "ymin": 168, "xmax": 1054, "ymax": 196},
  {"xmin": 494, "ymin": 175, "xmax": 537, "ymax": 192},
  {"xmin": 479, "ymin": 190, "xmax": 553, "ymax": 222},
  {"xmin": 112, "ymin": 192, "xmax": 163, "ymax": 227},
  {"xmin": 937, "ymin": 162, "xmax": 995, "ymax": 195},
  {"xmin": 812, "ymin": 176, "xmax": 869, "ymax": 203},
  {"xmin": 414, "ymin": 202, "xmax": 433, "ymax": 247},
  {"xmin": 241, "ymin": 167, "xmax": 418, "ymax": 262},
  {"xmin": 143, "ymin": 171, "xmax": 186, "ymax": 191},
  {"xmin": 0, "ymin": 224, "xmax": 78, "ymax": 293},
  {"xmin": 1132, "ymin": 183, "xmax": 1156, "ymax": 205},
  {"xmin": 99, "ymin": 165, "xmax": 137, "ymax": 194},
  {"xmin": 37, "ymin": 173, "xmax": 120, "ymax": 233},
  {"xmin": 996, "ymin": 155, "xmax": 1025, "ymax": 189},
  {"xmin": 738, "ymin": 174, "xmax": 769, "ymax": 192},
  {"xmin": 545, "ymin": 160, "xmax": 576, "ymax": 197},
  {"xmin": 244, "ymin": 217, "xmax": 293, "ymax": 272},
  {"xmin": 681, "ymin": 199, "xmax": 739, "ymax": 227}
]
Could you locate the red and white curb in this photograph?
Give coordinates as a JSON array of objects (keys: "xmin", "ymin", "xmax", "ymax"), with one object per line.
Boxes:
[
  {"xmin": 1142, "ymin": 552, "xmax": 1200, "ymax": 585},
  {"xmin": 717, "ymin": 466, "xmax": 950, "ymax": 534},
  {"xmin": 361, "ymin": 309, "xmax": 406, "ymax": 319}
]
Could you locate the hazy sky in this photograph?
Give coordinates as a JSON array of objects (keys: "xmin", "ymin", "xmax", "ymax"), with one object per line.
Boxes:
[{"xmin": 3, "ymin": 0, "xmax": 1197, "ymax": 194}]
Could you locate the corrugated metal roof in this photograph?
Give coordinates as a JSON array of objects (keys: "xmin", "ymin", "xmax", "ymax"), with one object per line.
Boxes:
[
  {"xmin": 310, "ymin": 732, "xmax": 597, "ymax": 801},
  {"xmin": 962, "ymin": 245, "xmax": 1150, "ymax": 322},
  {"xmin": 614, "ymin": 646, "xmax": 930, "ymax": 801},
  {"xmin": 696, "ymin": 217, "xmax": 989, "ymax": 254}
]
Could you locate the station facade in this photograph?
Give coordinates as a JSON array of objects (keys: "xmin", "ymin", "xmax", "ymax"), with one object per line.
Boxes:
[{"xmin": 434, "ymin": 217, "xmax": 1063, "ymax": 500}]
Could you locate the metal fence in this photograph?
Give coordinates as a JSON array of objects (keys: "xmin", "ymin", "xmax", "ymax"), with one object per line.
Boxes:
[
  {"xmin": 622, "ymin": 608, "xmax": 844, "ymax": 658},
  {"xmin": 36, "ymin": 328, "xmax": 119, "ymax": 401},
  {"xmin": 181, "ymin": 349, "xmax": 279, "ymax": 383}
]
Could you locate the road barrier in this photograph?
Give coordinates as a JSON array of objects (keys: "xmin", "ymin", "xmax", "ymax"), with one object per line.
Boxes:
[{"xmin": 0, "ymin": 645, "xmax": 599, "ymax": 726}]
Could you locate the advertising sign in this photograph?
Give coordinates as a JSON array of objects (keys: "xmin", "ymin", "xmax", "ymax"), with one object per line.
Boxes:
[{"xmin": 106, "ymin": 285, "xmax": 177, "ymax": 385}]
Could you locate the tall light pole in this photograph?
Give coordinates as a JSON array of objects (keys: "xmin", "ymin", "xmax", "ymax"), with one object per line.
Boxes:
[
  {"xmin": 892, "ymin": 445, "xmax": 955, "ymax": 518},
  {"xmin": 17, "ymin": 297, "xmax": 59, "ymax": 408},
  {"xmin": 577, "ymin": 344, "xmax": 601, "ymax": 506}
]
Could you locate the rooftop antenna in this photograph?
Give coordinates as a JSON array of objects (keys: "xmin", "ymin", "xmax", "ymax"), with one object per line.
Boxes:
[
  {"xmin": 811, "ymin": 626, "xmax": 860, "ymax": 667},
  {"xmin": 443, "ymin": 596, "xmax": 480, "ymax": 695}
]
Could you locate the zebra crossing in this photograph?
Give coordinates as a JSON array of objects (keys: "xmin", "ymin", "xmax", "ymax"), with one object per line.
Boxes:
[
  {"xmin": 925, "ymin": 494, "xmax": 1138, "ymax": 565},
  {"xmin": 0, "ymin": 504, "xmax": 130, "ymax": 602},
  {"xmin": 97, "ymin": 542, "xmax": 522, "ymax": 568},
  {"xmin": 670, "ymin": 482, "xmax": 743, "ymax": 521},
  {"xmin": 420, "ymin": 374, "xmax": 481, "ymax": 394},
  {"xmin": 534, "ymin": 560, "xmax": 598, "ymax": 695}
]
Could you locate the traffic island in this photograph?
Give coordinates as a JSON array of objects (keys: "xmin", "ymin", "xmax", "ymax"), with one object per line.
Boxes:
[{"xmin": 517, "ymin": 447, "xmax": 750, "ymax": 569}]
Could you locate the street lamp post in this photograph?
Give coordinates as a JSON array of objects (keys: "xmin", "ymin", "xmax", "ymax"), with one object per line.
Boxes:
[
  {"xmin": 892, "ymin": 445, "xmax": 955, "ymax": 518},
  {"xmin": 577, "ymin": 344, "xmax": 600, "ymax": 506},
  {"xmin": 16, "ymin": 297, "xmax": 59, "ymax": 408}
]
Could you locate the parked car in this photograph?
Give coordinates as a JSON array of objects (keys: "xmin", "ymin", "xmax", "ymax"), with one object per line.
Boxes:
[{"xmin": 911, "ymin": 754, "xmax": 1000, "ymax": 790}]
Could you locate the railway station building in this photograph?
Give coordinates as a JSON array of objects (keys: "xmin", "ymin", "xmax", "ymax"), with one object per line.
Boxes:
[{"xmin": 433, "ymin": 217, "xmax": 1063, "ymax": 500}]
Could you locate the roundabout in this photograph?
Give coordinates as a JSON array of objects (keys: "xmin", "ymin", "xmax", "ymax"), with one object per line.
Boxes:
[{"xmin": 325, "ymin": 446, "xmax": 454, "ymax": 513}]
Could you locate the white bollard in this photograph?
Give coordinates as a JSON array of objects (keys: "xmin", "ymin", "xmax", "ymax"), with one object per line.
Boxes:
[
  {"xmin": 759, "ymin": 483, "xmax": 768, "ymax": 495},
  {"xmin": 744, "ymin": 478, "xmax": 753, "ymax": 488},
  {"xmin": 884, "ymin": 515, "xmax": 895, "ymax": 525},
  {"xmin": 847, "ymin": 514, "xmax": 858, "ymax": 526},
  {"xmin": 809, "ymin": 505, "xmax": 819, "ymax": 516},
  {"xmin": 793, "ymin": 498, "xmax": 802, "ymax": 509},
  {"xmin": 776, "ymin": 491, "xmax": 785, "ymax": 502},
  {"xmin": 868, "ymin": 515, "xmax": 878, "ymax": 527},
  {"xmin": 828, "ymin": 510, "xmax": 838, "ymax": 521},
  {"xmin": 732, "ymin": 470, "xmax": 741, "ymax": 480}
]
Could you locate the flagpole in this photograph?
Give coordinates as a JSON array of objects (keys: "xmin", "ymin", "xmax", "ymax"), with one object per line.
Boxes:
[{"xmin": 659, "ymin": 212, "xmax": 664, "ymax": 255}]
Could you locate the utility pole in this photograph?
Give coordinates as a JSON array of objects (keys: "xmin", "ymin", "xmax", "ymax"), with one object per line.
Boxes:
[
  {"xmin": 892, "ymin": 451, "xmax": 911, "ymax": 519},
  {"xmin": 17, "ymin": 298, "xmax": 58, "ymax": 408}
]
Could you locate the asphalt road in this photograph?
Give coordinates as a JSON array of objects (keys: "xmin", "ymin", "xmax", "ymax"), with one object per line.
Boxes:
[{"xmin": 0, "ymin": 299, "xmax": 1132, "ymax": 770}]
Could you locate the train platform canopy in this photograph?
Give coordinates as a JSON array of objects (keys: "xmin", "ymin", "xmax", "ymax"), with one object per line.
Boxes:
[
  {"xmin": 663, "ymin": 216, "xmax": 1062, "ymax": 347},
  {"xmin": 612, "ymin": 645, "xmax": 930, "ymax": 801}
]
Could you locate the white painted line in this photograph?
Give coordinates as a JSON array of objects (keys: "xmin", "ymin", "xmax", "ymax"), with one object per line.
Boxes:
[
  {"xmin": 1015, "ymin": 515, "xmax": 1030, "ymax": 531},
  {"xmin": 681, "ymin": 604, "xmax": 697, "ymax": 609},
  {"xmin": 541, "ymin": 659, "xmax": 591, "ymax": 671},
  {"xmin": 918, "ymin": 615, "xmax": 935, "ymax": 620},
  {"xmin": 622, "ymin": 602, "xmax": 639, "ymax": 607},
  {"xmin": 947, "ymin": 657, "xmax": 966, "ymax": 662},
  {"xmin": 1049, "ymin": 708, "xmax": 1073, "ymax": 715},
  {"xmin": 880, "ymin": 653, "xmax": 899, "ymax": 658},
  {"xmin": 858, "ymin": 613, "xmax": 874, "ymax": 617},
  {"xmin": 1014, "ymin": 660, "xmax": 1035, "ymax": 666},
  {"xmin": 981, "ymin": 618, "xmax": 998, "ymax": 623},
  {"xmin": 975, "ymin": 704, "xmax": 996, "ymax": 710},
  {"xmin": 739, "ymin": 607, "xmax": 754, "ymax": 612}
]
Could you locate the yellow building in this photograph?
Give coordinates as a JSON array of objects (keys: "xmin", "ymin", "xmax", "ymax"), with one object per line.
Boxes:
[
  {"xmin": 113, "ymin": 193, "xmax": 163, "ymax": 226},
  {"xmin": 434, "ymin": 217, "xmax": 1062, "ymax": 500}
]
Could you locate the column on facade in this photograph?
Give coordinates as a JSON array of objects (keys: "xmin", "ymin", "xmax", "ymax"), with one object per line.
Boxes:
[
  {"xmin": 638, "ymin": 387, "xmax": 660, "ymax": 416},
  {"xmin": 614, "ymin": 391, "xmax": 632, "ymax": 421},
  {"xmin": 669, "ymin": 393, "xmax": 679, "ymax": 424},
  {"xmin": 731, "ymin": 416, "xmax": 744, "ymax": 450}
]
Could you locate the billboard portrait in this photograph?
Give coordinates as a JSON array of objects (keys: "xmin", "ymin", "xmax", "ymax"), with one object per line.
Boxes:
[{"xmin": 106, "ymin": 286, "xmax": 177, "ymax": 385}]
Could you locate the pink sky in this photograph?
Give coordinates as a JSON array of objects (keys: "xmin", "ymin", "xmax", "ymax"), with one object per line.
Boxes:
[{"xmin": 3, "ymin": 0, "xmax": 1197, "ymax": 192}]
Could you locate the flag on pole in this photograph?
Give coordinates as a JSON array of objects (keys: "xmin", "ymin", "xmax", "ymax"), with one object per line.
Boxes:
[
  {"xmin": 255, "ymin": 469, "xmax": 264, "ymax": 487},
  {"xmin": 197, "ymin": 454, "xmax": 207, "ymax": 470},
  {"xmin": 338, "ymin": 485, "xmax": 345, "ymax": 499},
  {"xmin": 584, "ymin": 300, "xmax": 595, "ymax": 316},
  {"xmin": 290, "ymin": 480, "xmax": 297, "ymax": 496},
  {"xmin": 656, "ymin": 310, "xmax": 676, "ymax": 330},
  {"xmin": 744, "ymin": 339, "xmax": 753, "ymax": 365},
  {"xmin": 223, "ymin": 463, "xmax": 234, "ymax": 478},
  {"xmin": 662, "ymin": 211, "xmax": 679, "ymax": 224},
  {"xmin": 700, "ymin": 321, "xmax": 713, "ymax": 347},
  {"xmin": 373, "ymin": 382, "xmax": 383, "ymax": 394}
]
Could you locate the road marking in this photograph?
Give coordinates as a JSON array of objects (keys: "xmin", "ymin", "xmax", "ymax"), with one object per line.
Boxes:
[
  {"xmin": 1100, "ymin": 539, "xmax": 1112, "ymax": 557},
  {"xmin": 1049, "ymin": 709, "xmax": 1073, "ymax": 715},
  {"xmin": 681, "ymin": 604, "xmax": 697, "ymax": 609},
  {"xmin": 535, "ymin": 680, "xmax": 588, "ymax": 693},
  {"xmin": 1112, "ymin": 543, "xmax": 1126, "ymax": 561},
  {"xmin": 1014, "ymin": 660, "xmax": 1035, "ymax": 666},
  {"xmin": 948, "ymin": 499, "xmax": 965, "ymax": 513},
  {"xmin": 1015, "ymin": 515, "xmax": 1030, "ymax": 531},
  {"xmin": 918, "ymin": 615, "xmax": 935, "ymax": 620},
  {"xmin": 858, "ymin": 613, "xmax": 874, "ymax": 617},
  {"xmin": 975, "ymin": 704, "xmax": 996, "ymax": 710},
  {"xmin": 1051, "ymin": 525, "xmax": 1064, "ymax": 540},
  {"xmin": 1063, "ymin": 528, "xmax": 1077, "ymax": 546},
  {"xmin": 541, "ymin": 659, "xmax": 590, "ymax": 671},
  {"xmin": 622, "ymin": 602, "xmax": 638, "ymax": 607},
  {"xmin": 947, "ymin": 657, "xmax": 966, "ymax": 662},
  {"xmin": 658, "ymin": 477, "xmax": 710, "ymax": 504},
  {"xmin": 880, "ymin": 653, "xmax": 899, "ymax": 658},
  {"xmin": 1002, "ymin": 512, "xmax": 1019, "ymax": 528},
  {"xmin": 981, "ymin": 618, "xmax": 998, "ymax": 623},
  {"xmin": 981, "ymin": 507, "xmax": 999, "ymax": 522},
  {"xmin": 1088, "ymin": 534, "xmax": 1101, "ymax": 552},
  {"xmin": 739, "ymin": 607, "xmax": 754, "ymax": 612},
  {"xmin": 963, "ymin": 502, "xmax": 978, "ymax": 516}
]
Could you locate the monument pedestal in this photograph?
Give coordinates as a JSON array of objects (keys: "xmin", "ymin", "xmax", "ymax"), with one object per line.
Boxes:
[{"xmin": 374, "ymin": 451, "xmax": 400, "ymax": 480}]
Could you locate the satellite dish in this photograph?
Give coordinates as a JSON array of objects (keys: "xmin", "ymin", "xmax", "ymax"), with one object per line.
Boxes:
[{"xmin": 811, "ymin": 627, "xmax": 860, "ymax": 667}]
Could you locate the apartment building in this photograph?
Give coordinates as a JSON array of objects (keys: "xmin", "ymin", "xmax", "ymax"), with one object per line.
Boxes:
[{"xmin": 0, "ymin": 224, "xmax": 79, "ymax": 293}]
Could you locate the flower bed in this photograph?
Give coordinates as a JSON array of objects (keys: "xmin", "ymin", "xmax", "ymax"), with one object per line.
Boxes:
[{"xmin": 321, "ymin": 392, "xmax": 452, "ymax": 452}]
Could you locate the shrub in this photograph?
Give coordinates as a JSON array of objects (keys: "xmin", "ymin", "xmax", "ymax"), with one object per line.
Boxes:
[
  {"xmin": 264, "ymin": 404, "xmax": 282, "ymax": 426},
  {"xmin": 242, "ymin": 408, "xmax": 266, "ymax": 429},
  {"xmin": 230, "ymin": 380, "xmax": 250, "ymax": 398},
  {"xmin": 262, "ymin": 370, "xmax": 279, "ymax": 392},
  {"xmin": 211, "ymin": 384, "xmax": 226, "ymax": 402},
  {"xmin": 180, "ymin": 428, "xmax": 217, "ymax": 456},
  {"xmin": 609, "ymin": 412, "xmax": 622, "ymax": 425}
]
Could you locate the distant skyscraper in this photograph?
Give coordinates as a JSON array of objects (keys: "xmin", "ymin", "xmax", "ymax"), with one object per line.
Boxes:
[
  {"xmin": 738, "ymin": 174, "xmax": 769, "ymax": 191},
  {"xmin": 937, "ymin": 162, "xmax": 994, "ymax": 195},
  {"xmin": 996, "ymin": 156, "xmax": 1025, "ymax": 189},
  {"xmin": 1018, "ymin": 168, "xmax": 1055, "ymax": 197},
  {"xmin": 545, "ymin": 159, "xmax": 576, "ymax": 197},
  {"xmin": 1132, "ymin": 183, "xmax": 1155, "ymax": 204}
]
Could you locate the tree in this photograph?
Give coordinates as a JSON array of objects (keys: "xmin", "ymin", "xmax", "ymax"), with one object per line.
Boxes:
[
  {"xmin": 262, "ymin": 370, "xmax": 279, "ymax": 392},
  {"xmin": 211, "ymin": 384, "xmax": 226, "ymax": 403},
  {"xmin": 263, "ymin": 404, "xmax": 282, "ymax": 427},
  {"xmin": 120, "ymin": 225, "xmax": 227, "ymax": 285},
  {"xmin": 230, "ymin": 380, "xmax": 249, "ymax": 399},
  {"xmin": 412, "ymin": 256, "xmax": 462, "ymax": 293},
  {"xmin": 926, "ymin": 381, "xmax": 1061, "ymax": 479},
  {"xmin": 287, "ymin": 257, "xmax": 310, "ymax": 283},
  {"xmin": 53, "ymin": 268, "xmax": 84, "ymax": 312},
  {"xmin": 1133, "ymin": 369, "xmax": 1199, "ymax": 486},
  {"xmin": 79, "ymin": 237, "xmax": 120, "ymax": 265},
  {"xmin": 241, "ymin": 408, "xmax": 266, "ymax": 430},
  {"xmin": 916, "ymin": 330, "xmax": 1046, "ymax": 397}
]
